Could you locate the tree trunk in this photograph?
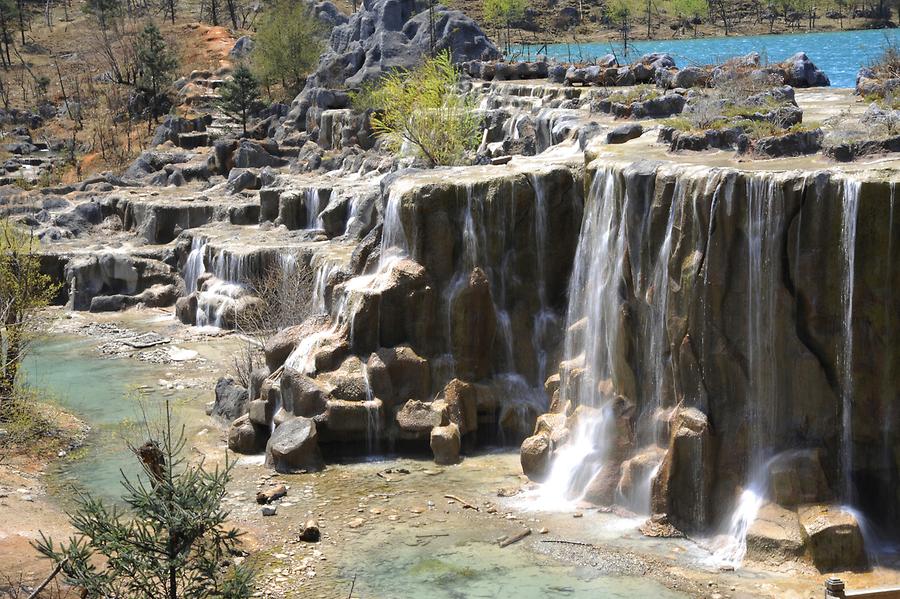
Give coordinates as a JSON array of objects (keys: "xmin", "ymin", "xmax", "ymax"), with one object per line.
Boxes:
[
  {"xmin": 647, "ymin": 0, "xmax": 651, "ymax": 38},
  {"xmin": 225, "ymin": 0, "xmax": 238, "ymax": 28}
]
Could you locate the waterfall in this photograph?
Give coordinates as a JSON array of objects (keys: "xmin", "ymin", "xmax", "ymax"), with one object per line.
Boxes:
[
  {"xmin": 183, "ymin": 236, "xmax": 208, "ymax": 295},
  {"xmin": 711, "ymin": 175, "xmax": 784, "ymax": 569},
  {"xmin": 305, "ymin": 189, "xmax": 323, "ymax": 230},
  {"xmin": 194, "ymin": 249, "xmax": 253, "ymax": 329},
  {"xmin": 362, "ymin": 363, "xmax": 382, "ymax": 454},
  {"xmin": 532, "ymin": 167, "xmax": 628, "ymax": 509},
  {"xmin": 285, "ymin": 185, "xmax": 411, "ymax": 372},
  {"xmin": 378, "ymin": 186, "xmax": 410, "ymax": 273},
  {"xmin": 530, "ymin": 174, "xmax": 558, "ymax": 389},
  {"xmin": 840, "ymin": 178, "xmax": 861, "ymax": 502}
]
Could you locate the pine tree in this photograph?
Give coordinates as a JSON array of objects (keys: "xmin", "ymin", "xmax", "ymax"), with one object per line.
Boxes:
[
  {"xmin": 219, "ymin": 63, "xmax": 259, "ymax": 137},
  {"xmin": 135, "ymin": 23, "xmax": 177, "ymax": 125},
  {"xmin": 34, "ymin": 403, "xmax": 254, "ymax": 599}
]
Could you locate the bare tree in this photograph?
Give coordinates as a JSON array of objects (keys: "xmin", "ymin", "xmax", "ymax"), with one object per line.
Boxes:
[{"xmin": 230, "ymin": 256, "xmax": 314, "ymax": 384}]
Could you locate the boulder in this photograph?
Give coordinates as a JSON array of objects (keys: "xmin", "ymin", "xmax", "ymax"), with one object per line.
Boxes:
[
  {"xmin": 520, "ymin": 433, "xmax": 551, "ymax": 481},
  {"xmin": 212, "ymin": 377, "xmax": 250, "ymax": 422},
  {"xmin": 249, "ymin": 398, "xmax": 276, "ymax": 427},
  {"xmin": 781, "ymin": 52, "xmax": 830, "ymax": 87},
  {"xmin": 442, "ymin": 378, "xmax": 478, "ymax": 434},
  {"xmin": 281, "ymin": 368, "xmax": 328, "ymax": 417},
  {"xmin": 798, "ymin": 505, "xmax": 868, "ymax": 572},
  {"xmin": 768, "ymin": 449, "xmax": 831, "ymax": 506},
  {"xmin": 318, "ymin": 355, "xmax": 368, "ymax": 402},
  {"xmin": 396, "ymin": 399, "xmax": 446, "ymax": 433},
  {"xmin": 607, "ymin": 123, "xmax": 644, "ymax": 144},
  {"xmin": 229, "ymin": 35, "xmax": 255, "ymax": 59},
  {"xmin": 672, "ymin": 66, "xmax": 709, "ymax": 89},
  {"xmin": 430, "ymin": 423, "xmax": 461, "ymax": 464},
  {"xmin": 325, "ymin": 398, "xmax": 382, "ymax": 433},
  {"xmin": 175, "ymin": 294, "xmax": 198, "ymax": 325},
  {"xmin": 228, "ymin": 414, "xmax": 268, "ymax": 454},
  {"xmin": 232, "ymin": 140, "xmax": 286, "ymax": 169},
  {"xmin": 376, "ymin": 345, "xmax": 431, "ymax": 406},
  {"xmin": 265, "ymin": 417, "xmax": 325, "ymax": 473},
  {"xmin": 746, "ymin": 503, "xmax": 806, "ymax": 564}
]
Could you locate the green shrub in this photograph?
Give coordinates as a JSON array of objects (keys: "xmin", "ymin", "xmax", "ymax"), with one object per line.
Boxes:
[{"xmin": 367, "ymin": 51, "xmax": 480, "ymax": 167}]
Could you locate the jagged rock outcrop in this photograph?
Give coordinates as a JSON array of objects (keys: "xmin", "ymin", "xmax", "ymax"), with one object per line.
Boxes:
[{"xmin": 279, "ymin": 0, "xmax": 500, "ymax": 138}]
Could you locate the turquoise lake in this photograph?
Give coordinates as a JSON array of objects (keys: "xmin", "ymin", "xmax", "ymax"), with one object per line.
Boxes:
[{"xmin": 515, "ymin": 28, "xmax": 900, "ymax": 88}]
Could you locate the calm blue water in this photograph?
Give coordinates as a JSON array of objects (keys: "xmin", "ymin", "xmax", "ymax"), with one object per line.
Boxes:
[
  {"xmin": 22, "ymin": 337, "xmax": 192, "ymax": 505},
  {"xmin": 515, "ymin": 28, "xmax": 900, "ymax": 88}
]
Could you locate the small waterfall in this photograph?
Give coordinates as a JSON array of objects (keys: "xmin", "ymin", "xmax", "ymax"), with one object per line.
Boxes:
[
  {"xmin": 529, "ymin": 174, "xmax": 558, "ymax": 389},
  {"xmin": 305, "ymin": 189, "xmax": 323, "ymax": 230},
  {"xmin": 533, "ymin": 168, "xmax": 628, "ymax": 508},
  {"xmin": 183, "ymin": 236, "xmax": 208, "ymax": 295},
  {"xmin": 378, "ymin": 186, "xmax": 410, "ymax": 272},
  {"xmin": 285, "ymin": 185, "xmax": 411, "ymax": 372},
  {"xmin": 711, "ymin": 175, "xmax": 784, "ymax": 569},
  {"xmin": 840, "ymin": 178, "xmax": 861, "ymax": 502},
  {"xmin": 362, "ymin": 363, "xmax": 382, "ymax": 454},
  {"xmin": 194, "ymin": 249, "xmax": 253, "ymax": 329}
]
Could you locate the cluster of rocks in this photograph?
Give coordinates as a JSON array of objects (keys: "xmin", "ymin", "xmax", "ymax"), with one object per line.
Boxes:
[
  {"xmin": 659, "ymin": 85, "xmax": 823, "ymax": 157},
  {"xmin": 1, "ymin": 128, "xmax": 69, "ymax": 187},
  {"xmin": 461, "ymin": 51, "xmax": 830, "ymax": 91},
  {"xmin": 278, "ymin": 0, "xmax": 501, "ymax": 143},
  {"xmin": 590, "ymin": 87, "xmax": 686, "ymax": 120}
]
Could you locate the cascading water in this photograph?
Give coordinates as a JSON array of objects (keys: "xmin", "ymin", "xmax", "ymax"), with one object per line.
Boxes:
[
  {"xmin": 285, "ymin": 185, "xmax": 411, "ymax": 373},
  {"xmin": 711, "ymin": 175, "xmax": 784, "ymax": 569},
  {"xmin": 840, "ymin": 178, "xmax": 861, "ymax": 503},
  {"xmin": 183, "ymin": 236, "xmax": 208, "ymax": 295},
  {"xmin": 530, "ymin": 168, "xmax": 628, "ymax": 509},
  {"xmin": 194, "ymin": 249, "xmax": 254, "ymax": 329},
  {"xmin": 305, "ymin": 189, "xmax": 323, "ymax": 230},
  {"xmin": 529, "ymin": 175, "xmax": 558, "ymax": 389}
]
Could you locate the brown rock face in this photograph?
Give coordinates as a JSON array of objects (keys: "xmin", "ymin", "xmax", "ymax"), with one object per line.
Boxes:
[
  {"xmin": 396, "ymin": 399, "xmax": 446, "ymax": 433},
  {"xmin": 281, "ymin": 368, "xmax": 327, "ymax": 417},
  {"xmin": 450, "ymin": 268, "xmax": 497, "ymax": 381},
  {"xmin": 798, "ymin": 505, "xmax": 868, "ymax": 572},
  {"xmin": 443, "ymin": 378, "xmax": 478, "ymax": 435},
  {"xmin": 768, "ymin": 449, "xmax": 832, "ymax": 507},
  {"xmin": 376, "ymin": 345, "xmax": 431, "ymax": 407},
  {"xmin": 652, "ymin": 408, "xmax": 713, "ymax": 532},
  {"xmin": 227, "ymin": 414, "xmax": 268, "ymax": 454}
]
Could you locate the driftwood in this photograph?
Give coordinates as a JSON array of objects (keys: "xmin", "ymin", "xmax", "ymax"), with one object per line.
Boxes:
[
  {"xmin": 444, "ymin": 494, "xmax": 479, "ymax": 511},
  {"xmin": 256, "ymin": 484, "xmax": 287, "ymax": 504},
  {"xmin": 299, "ymin": 519, "xmax": 320, "ymax": 542},
  {"xmin": 27, "ymin": 558, "xmax": 67, "ymax": 599},
  {"xmin": 540, "ymin": 539, "xmax": 595, "ymax": 547},
  {"xmin": 499, "ymin": 528, "xmax": 532, "ymax": 548}
]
